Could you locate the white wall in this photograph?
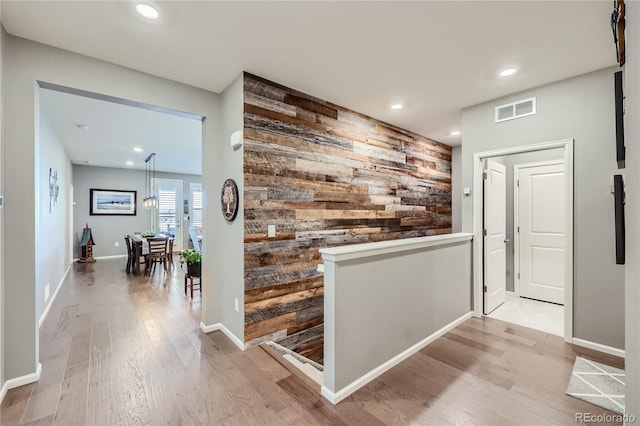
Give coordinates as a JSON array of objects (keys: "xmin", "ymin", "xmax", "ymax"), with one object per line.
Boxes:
[
  {"xmin": 0, "ymin": 20, "xmax": 5, "ymax": 393},
  {"xmin": 462, "ymin": 68, "xmax": 624, "ymax": 349},
  {"xmin": 624, "ymin": 1, "xmax": 640, "ymax": 418},
  {"xmin": 72, "ymin": 165, "xmax": 201, "ymax": 257},
  {"xmin": 35, "ymin": 107, "xmax": 72, "ymax": 322},
  {"xmin": 4, "ymin": 35, "xmax": 227, "ymax": 381},
  {"xmin": 451, "ymin": 146, "xmax": 462, "ymax": 232},
  {"xmin": 219, "ymin": 74, "xmax": 244, "ymax": 342}
]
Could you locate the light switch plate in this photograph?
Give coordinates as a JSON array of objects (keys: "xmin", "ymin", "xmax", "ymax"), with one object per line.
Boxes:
[{"xmin": 267, "ymin": 225, "xmax": 276, "ymax": 238}]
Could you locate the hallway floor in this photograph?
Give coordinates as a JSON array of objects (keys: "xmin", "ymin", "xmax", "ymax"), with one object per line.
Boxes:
[
  {"xmin": 488, "ymin": 293, "xmax": 564, "ymax": 337},
  {"xmin": 0, "ymin": 259, "xmax": 623, "ymax": 425}
]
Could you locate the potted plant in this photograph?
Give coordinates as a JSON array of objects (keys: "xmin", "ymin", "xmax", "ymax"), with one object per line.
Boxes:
[{"xmin": 179, "ymin": 249, "xmax": 202, "ymax": 276}]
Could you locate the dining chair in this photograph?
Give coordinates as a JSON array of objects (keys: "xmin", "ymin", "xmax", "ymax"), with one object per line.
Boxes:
[
  {"xmin": 166, "ymin": 237, "xmax": 175, "ymax": 268},
  {"xmin": 189, "ymin": 226, "xmax": 201, "ymax": 252},
  {"xmin": 124, "ymin": 234, "xmax": 134, "ymax": 273},
  {"xmin": 145, "ymin": 236, "xmax": 168, "ymax": 276}
]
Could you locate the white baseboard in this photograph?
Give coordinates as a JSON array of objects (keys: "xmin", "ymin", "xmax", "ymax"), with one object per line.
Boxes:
[
  {"xmin": 572, "ymin": 338, "xmax": 625, "ymax": 358},
  {"xmin": 0, "ymin": 380, "xmax": 7, "ymax": 404},
  {"xmin": 1, "ymin": 363, "xmax": 42, "ymax": 403},
  {"xmin": 321, "ymin": 311, "xmax": 473, "ymax": 404},
  {"xmin": 200, "ymin": 322, "xmax": 244, "ymax": 350},
  {"xmin": 94, "ymin": 255, "xmax": 127, "ymax": 260},
  {"xmin": 39, "ymin": 265, "xmax": 70, "ymax": 328},
  {"xmin": 73, "ymin": 255, "xmax": 126, "ymax": 262}
]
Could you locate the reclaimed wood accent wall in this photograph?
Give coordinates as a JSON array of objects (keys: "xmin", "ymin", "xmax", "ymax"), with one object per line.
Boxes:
[{"xmin": 243, "ymin": 73, "xmax": 452, "ymax": 363}]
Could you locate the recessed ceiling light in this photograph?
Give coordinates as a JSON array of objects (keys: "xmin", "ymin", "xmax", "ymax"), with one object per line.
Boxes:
[
  {"xmin": 136, "ymin": 3, "xmax": 159, "ymax": 20},
  {"xmin": 450, "ymin": 131, "xmax": 461, "ymax": 136},
  {"xmin": 391, "ymin": 103, "xmax": 403, "ymax": 110},
  {"xmin": 76, "ymin": 124, "xmax": 90, "ymax": 130},
  {"xmin": 133, "ymin": 147, "xmax": 143, "ymax": 153},
  {"xmin": 499, "ymin": 67, "xmax": 518, "ymax": 77},
  {"xmin": 126, "ymin": 161, "xmax": 134, "ymax": 166}
]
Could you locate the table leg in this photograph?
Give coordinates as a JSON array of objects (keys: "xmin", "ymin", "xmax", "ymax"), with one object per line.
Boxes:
[{"xmin": 135, "ymin": 242, "xmax": 142, "ymax": 275}]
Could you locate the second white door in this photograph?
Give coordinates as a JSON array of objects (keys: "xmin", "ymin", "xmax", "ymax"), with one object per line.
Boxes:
[
  {"xmin": 484, "ymin": 159, "xmax": 507, "ymax": 314},
  {"xmin": 517, "ymin": 163, "xmax": 565, "ymax": 304}
]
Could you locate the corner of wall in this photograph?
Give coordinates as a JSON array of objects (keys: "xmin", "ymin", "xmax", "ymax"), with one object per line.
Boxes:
[
  {"xmin": 0, "ymin": 16, "xmax": 6, "ymax": 392},
  {"xmin": 624, "ymin": 0, "xmax": 640, "ymax": 419},
  {"xmin": 217, "ymin": 73, "xmax": 245, "ymax": 343}
]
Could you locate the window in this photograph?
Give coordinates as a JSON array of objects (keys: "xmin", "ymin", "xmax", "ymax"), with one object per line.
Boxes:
[
  {"xmin": 158, "ymin": 187, "xmax": 177, "ymax": 235},
  {"xmin": 190, "ymin": 183, "xmax": 203, "ymax": 228}
]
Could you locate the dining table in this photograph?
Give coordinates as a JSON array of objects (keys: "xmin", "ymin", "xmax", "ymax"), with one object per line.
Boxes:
[{"xmin": 130, "ymin": 233, "xmax": 169, "ymax": 275}]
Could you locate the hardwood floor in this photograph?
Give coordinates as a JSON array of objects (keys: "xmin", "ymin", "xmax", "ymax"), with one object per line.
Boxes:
[{"xmin": 1, "ymin": 259, "xmax": 624, "ymax": 425}]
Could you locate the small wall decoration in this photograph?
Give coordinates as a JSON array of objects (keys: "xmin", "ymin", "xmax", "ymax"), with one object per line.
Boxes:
[
  {"xmin": 90, "ymin": 189, "xmax": 137, "ymax": 216},
  {"xmin": 221, "ymin": 179, "xmax": 239, "ymax": 222},
  {"xmin": 49, "ymin": 167, "xmax": 59, "ymax": 213},
  {"xmin": 611, "ymin": 0, "xmax": 626, "ymax": 66}
]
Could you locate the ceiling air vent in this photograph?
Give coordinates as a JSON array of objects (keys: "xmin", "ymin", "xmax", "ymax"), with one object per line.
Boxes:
[{"xmin": 495, "ymin": 97, "xmax": 536, "ymax": 123}]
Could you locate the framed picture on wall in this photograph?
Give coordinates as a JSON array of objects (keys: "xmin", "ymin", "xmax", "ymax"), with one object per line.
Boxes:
[{"xmin": 90, "ymin": 189, "xmax": 137, "ymax": 216}]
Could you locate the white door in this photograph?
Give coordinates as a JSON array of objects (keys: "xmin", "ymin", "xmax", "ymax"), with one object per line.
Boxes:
[
  {"xmin": 484, "ymin": 159, "xmax": 507, "ymax": 314},
  {"xmin": 154, "ymin": 178, "xmax": 183, "ymax": 252},
  {"xmin": 517, "ymin": 163, "xmax": 565, "ymax": 304}
]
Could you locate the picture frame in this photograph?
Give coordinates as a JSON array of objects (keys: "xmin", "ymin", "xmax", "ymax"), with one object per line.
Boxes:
[{"xmin": 90, "ymin": 189, "xmax": 137, "ymax": 216}]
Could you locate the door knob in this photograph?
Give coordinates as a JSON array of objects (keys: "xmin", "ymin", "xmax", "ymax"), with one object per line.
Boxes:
[{"xmin": 504, "ymin": 239, "xmax": 510, "ymax": 243}]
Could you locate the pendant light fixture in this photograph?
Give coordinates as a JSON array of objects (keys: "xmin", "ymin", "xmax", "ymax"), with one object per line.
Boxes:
[{"xmin": 143, "ymin": 152, "xmax": 157, "ymax": 209}]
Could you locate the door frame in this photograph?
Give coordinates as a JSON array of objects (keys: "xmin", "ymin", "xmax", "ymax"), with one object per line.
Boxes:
[
  {"xmin": 472, "ymin": 138, "xmax": 574, "ymax": 342},
  {"xmin": 513, "ymin": 160, "xmax": 565, "ymax": 298}
]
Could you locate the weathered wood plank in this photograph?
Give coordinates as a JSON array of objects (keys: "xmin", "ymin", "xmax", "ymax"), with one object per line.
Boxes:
[
  {"xmin": 245, "ymin": 92, "xmax": 296, "ymax": 117},
  {"xmin": 245, "ymin": 208, "xmax": 296, "ymax": 220},
  {"xmin": 353, "ymin": 140, "xmax": 406, "ymax": 164},
  {"xmin": 245, "ymin": 277, "xmax": 324, "ymax": 304},
  {"xmin": 245, "ymin": 313, "xmax": 297, "ymax": 341},
  {"xmin": 296, "ymin": 338, "xmax": 324, "ymax": 364},
  {"xmin": 277, "ymin": 324, "xmax": 324, "ymax": 351},
  {"xmin": 244, "ymin": 248, "xmax": 321, "ymax": 268},
  {"xmin": 245, "ymin": 295, "xmax": 324, "ymax": 325},
  {"xmin": 295, "ymin": 209, "xmax": 397, "ymax": 220},
  {"xmin": 244, "ymin": 138, "xmax": 365, "ymax": 170},
  {"xmin": 284, "ymin": 93, "xmax": 338, "ymax": 120},
  {"xmin": 267, "ymin": 187, "xmax": 314, "ymax": 201},
  {"xmin": 244, "ymin": 233, "xmax": 296, "ymax": 244},
  {"xmin": 245, "ymin": 287, "xmax": 324, "ymax": 315},
  {"xmin": 295, "ymin": 306, "xmax": 324, "ymax": 326},
  {"xmin": 245, "ymin": 269, "xmax": 321, "ymax": 291}
]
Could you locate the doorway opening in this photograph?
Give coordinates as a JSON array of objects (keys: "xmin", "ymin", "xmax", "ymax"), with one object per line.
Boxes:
[
  {"xmin": 35, "ymin": 80, "xmax": 205, "ymax": 325},
  {"xmin": 472, "ymin": 139, "xmax": 574, "ymax": 341}
]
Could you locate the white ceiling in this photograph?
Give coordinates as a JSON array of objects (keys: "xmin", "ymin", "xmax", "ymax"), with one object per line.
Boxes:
[
  {"xmin": 2, "ymin": 1, "xmax": 617, "ymax": 154},
  {"xmin": 40, "ymin": 88, "xmax": 203, "ymax": 175}
]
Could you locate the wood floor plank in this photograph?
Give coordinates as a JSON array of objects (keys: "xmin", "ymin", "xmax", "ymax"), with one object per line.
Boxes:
[
  {"xmin": 52, "ymin": 360, "xmax": 89, "ymax": 426},
  {"xmin": 2, "ymin": 259, "xmax": 624, "ymax": 425},
  {"xmin": 0, "ymin": 383, "xmax": 35, "ymax": 426}
]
